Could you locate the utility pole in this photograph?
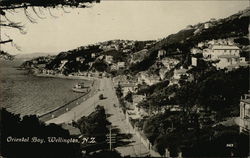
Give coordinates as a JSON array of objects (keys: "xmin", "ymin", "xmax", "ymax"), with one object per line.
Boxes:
[
  {"xmin": 109, "ymin": 125, "xmax": 112, "ymax": 150},
  {"xmin": 106, "ymin": 125, "xmax": 116, "ymax": 151}
]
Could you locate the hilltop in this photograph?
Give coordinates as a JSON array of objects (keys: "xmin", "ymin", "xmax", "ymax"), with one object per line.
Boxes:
[{"xmin": 22, "ymin": 7, "xmax": 249, "ymax": 77}]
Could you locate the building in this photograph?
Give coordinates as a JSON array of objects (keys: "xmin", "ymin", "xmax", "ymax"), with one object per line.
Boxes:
[
  {"xmin": 138, "ymin": 72, "xmax": 161, "ymax": 86},
  {"xmin": 204, "ymin": 22, "xmax": 212, "ymax": 29},
  {"xmin": 197, "ymin": 42, "xmax": 205, "ymax": 48},
  {"xmin": 76, "ymin": 57, "xmax": 85, "ymax": 63},
  {"xmin": 161, "ymin": 57, "xmax": 179, "ymax": 69},
  {"xmin": 191, "ymin": 48, "xmax": 202, "ymax": 54},
  {"xmin": 203, "ymin": 45, "xmax": 240, "ymax": 60},
  {"xmin": 105, "ymin": 55, "xmax": 113, "ymax": 64},
  {"xmin": 117, "ymin": 62, "xmax": 125, "ymax": 69},
  {"xmin": 91, "ymin": 53, "xmax": 96, "ymax": 58},
  {"xmin": 238, "ymin": 92, "xmax": 250, "ymax": 133},
  {"xmin": 173, "ymin": 68, "xmax": 188, "ymax": 80},
  {"xmin": 158, "ymin": 49, "xmax": 167, "ymax": 59},
  {"xmin": 191, "ymin": 57, "xmax": 198, "ymax": 67},
  {"xmin": 215, "ymin": 55, "xmax": 247, "ymax": 70}
]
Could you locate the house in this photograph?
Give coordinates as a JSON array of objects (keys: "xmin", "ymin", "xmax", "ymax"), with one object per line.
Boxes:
[
  {"xmin": 122, "ymin": 49, "xmax": 131, "ymax": 53},
  {"xmin": 204, "ymin": 22, "xmax": 213, "ymax": 29},
  {"xmin": 105, "ymin": 55, "xmax": 113, "ymax": 64},
  {"xmin": 203, "ymin": 45, "xmax": 240, "ymax": 60},
  {"xmin": 215, "ymin": 55, "xmax": 245, "ymax": 69},
  {"xmin": 191, "ymin": 48, "xmax": 202, "ymax": 54},
  {"xmin": 198, "ymin": 42, "xmax": 205, "ymax": 48},
  {"xmin": 91, "ymin": 53, "xmax": 96, "ymax": 58},
  {"xmin": 237, "ymin": 92, "xmax": 250, "ymax": 133},
  {"xmin": 97, "ymin": 55, "xmax": 104, "ymax": 60},
  {"xmin": 173, "ymin": 68, "xmax": 188, "ymax": 80},
  {"xmin": 76, "ymin": 57, "xmax": 85, "ymax": 63},
  {"xmin": 191, "ymin": 57, "xmax": 198, "ymax": 67},
  {"xmin": 117, "ymin": 62, "xmax": 125, "ymax": 69},
  {"xmin": 138, "ymin": 72, "xmax": 161, "ymax": 86},
  {"xmin": 158, "ymin": 49, "xmax": 167, "ymax": 59},
  {"xmin": 161, "ymin": 57, "xmax": 179, "ymax": 69}
]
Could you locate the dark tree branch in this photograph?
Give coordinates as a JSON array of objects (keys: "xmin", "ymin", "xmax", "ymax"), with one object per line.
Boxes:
[{"xmin": 0, "ymin": 39, "xmax": 13, "ymax": 44}]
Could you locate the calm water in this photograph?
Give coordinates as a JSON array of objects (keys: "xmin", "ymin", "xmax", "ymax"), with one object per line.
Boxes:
[{"xmin": 0, "ymin": 59, "xmax": 90, "ymax": 116}]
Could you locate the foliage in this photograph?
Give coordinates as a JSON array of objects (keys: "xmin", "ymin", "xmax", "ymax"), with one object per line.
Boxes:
[
  {"xmin": 0, "ymin": 108, "xmax": 81, "ymax": 158},
  {"xmin": 74, "ymin": 105, "xmax": 109, "ymax": 144}
]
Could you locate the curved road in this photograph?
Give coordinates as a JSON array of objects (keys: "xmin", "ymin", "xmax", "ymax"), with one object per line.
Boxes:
[{"xmin": 46, "ymin": 77, "xmax": 149, "ymax": 157}]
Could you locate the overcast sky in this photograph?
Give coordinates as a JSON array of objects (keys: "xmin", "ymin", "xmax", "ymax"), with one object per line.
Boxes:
[{"xmin": 1, "ymin": 0, "xmax": 248, "ymax": 55}]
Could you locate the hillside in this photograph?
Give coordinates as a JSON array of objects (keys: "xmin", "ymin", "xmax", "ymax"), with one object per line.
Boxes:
[
  {"xmin": 22, "ymin": 7, "xmax": 249, "ymax": 76},
  {"xmin": 129, "ymin": 8, "xmax": 250, "ymax": 73},
  {"xmin": 0, "ymin": 51, "xmax": 14, "ymax": 60}
]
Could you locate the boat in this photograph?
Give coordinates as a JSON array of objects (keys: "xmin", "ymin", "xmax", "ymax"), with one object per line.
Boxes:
[{"xmin": 72, "ymin": 83, "xmax": 89, "ymax": 93}]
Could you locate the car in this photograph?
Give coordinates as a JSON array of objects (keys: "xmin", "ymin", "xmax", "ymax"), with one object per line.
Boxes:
[{"xmin": 99, "ymin": 94, "xmax": 104, "ymax": 100}]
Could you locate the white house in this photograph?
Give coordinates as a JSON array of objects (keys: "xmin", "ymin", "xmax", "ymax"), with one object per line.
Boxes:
[
  {"xmin": 117, "ymin": 62, "xmax": 125, "ymax": 68},
  {"xmin": 105, "ymin": 55, "xmax": 113, "ymax": 64},
  {"xmin": 198, "ymin": 42, "xmax": 205, "ymax": 48},
  {"xmin": 215, "ymin": 55, "xmax": 240, "ymax": 69},
  {"xmin": 91, "ymin": 53, "xmax": 96, "ymax": 58},
  {"xmin": 203, "ymin": 45, "xmax": 240, "ymax": 60},
  {"xmin": 191, "ymin": 57, "xmax": 198, "ymax": 67},
  {"xmin": 204, "ymin": 22, "xmax": 212, "ymax": 29},
  {"xmin": 158, "ymin": 49, "xmax": 167, "ymax": 59},
  {"xmin": 191, "ymin": 48, "xmax": 202, "ymax": 54}
]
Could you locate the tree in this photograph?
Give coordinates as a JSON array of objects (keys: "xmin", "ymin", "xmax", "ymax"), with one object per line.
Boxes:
[
  {"xmin": 0, "ymin": 0, "xmax": 100, "ymax": 46},
  {"xmin": 0, "ymin": 108, "xmax": 81, "ymax": 158}
]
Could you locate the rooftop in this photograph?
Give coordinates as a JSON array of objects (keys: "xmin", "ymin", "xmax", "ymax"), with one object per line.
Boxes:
[
  {"xmin": 218, "ymin": 55, "xmax": 240, "ymax": 59},
  {"xmin": 212, "ymin": 45, "xmax": 240, "ymax": 50},
  {"xmin": 174, "ymin": 68, "xmax": 188, "ymax": 74}
]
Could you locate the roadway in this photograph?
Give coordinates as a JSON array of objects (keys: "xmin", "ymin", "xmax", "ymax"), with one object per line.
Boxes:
[{"xmin": 46, "ymin": 77, "xmax": 149, "ymax": 157}]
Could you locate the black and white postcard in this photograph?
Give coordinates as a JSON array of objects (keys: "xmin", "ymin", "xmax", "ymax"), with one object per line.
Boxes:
[{"xmin": 0, "ymin": 0, "xmax": 249, "ymax": 157}]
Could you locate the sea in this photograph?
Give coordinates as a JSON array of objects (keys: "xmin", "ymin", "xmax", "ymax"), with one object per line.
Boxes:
[{"xmin": 0, "ymin": 59, "xmax": 90, "ymax": 116}]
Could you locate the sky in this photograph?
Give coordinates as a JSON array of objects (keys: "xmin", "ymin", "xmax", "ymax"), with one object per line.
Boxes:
[{"xmin": 1, "ymin": 0, "xmax": 249, "ymax": 55}]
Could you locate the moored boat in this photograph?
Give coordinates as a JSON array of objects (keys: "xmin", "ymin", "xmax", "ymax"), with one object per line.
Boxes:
[{"xmin": 72, "ymin": 83, "xmax": 89, "ymax": 93}]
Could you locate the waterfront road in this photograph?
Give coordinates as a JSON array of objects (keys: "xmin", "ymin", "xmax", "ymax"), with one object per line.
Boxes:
[
  {"xmin": 46, "ymin": 77, "xmax": 149, "ymax": 157},
  {"xmin": 99, "ymin": 78, "xmax": 149, "ymax": 157}
]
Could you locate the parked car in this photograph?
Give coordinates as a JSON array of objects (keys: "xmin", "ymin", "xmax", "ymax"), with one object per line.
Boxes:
[{"xmin": 99, "ymin": 94, "xmax": 104, "ymax": 100}]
